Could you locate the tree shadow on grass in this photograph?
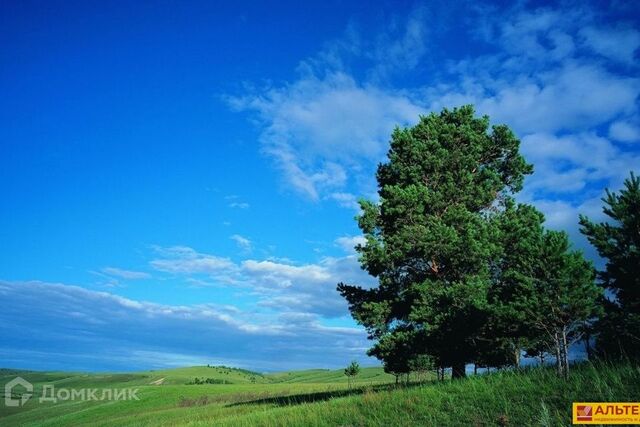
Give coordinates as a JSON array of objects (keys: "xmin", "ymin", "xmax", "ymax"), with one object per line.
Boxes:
[{"xmin": 226, "ymin": 382, "xmax": 428, "ymax": 408}]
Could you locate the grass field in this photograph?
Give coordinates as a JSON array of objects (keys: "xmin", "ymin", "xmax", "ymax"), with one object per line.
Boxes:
[{"xmin": 1, "ymin": 362, "xmax": 638, "ymax": 426}]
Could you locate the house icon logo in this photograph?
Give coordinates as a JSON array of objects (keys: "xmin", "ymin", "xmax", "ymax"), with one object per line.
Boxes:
[{"xmin": 4, "ymin": 377, "xmax": 33, "ymax": 407}]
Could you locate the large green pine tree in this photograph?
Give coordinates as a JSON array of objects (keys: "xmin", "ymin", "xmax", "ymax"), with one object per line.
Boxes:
[
  {"xmin": 580, "ymin": 172, "xmax": 640, "ymax": 360},
  {"xmin": 338, "ymin": 105, "xmax": 532, "ymax": 378}
]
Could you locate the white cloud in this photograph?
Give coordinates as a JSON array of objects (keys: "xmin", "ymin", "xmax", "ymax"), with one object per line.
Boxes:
[
  {"xmin": 241, "ymin": 257, "xmax": 356, "ymax": 317},
  {"xmin": 225, "ymin": 2, "xmax": 640, "ymax": 264},
  {"xmin": 228, "ymin": 72, "xmax": 423, "ymax": 200},
  {"xmin": 327, "ymin": 192, "xmax": 361, "ymax": 211},
  {"xmin": 515, "ymin": 131, "xmax": 638, "ymax": 260},
  {"xmin": 229, "ymin": 202, "xmax": 250, "ymax": 209},
  {"xmin": 228, "ymin": 3, "xmax": 639, "ymax": 236},
  {"xmin": 230, "ymin": 234, "xmax": 252, "ymax": 253},
  {"xmin": 368, "ymin": 6, "xmax": 429, "ymax": 80},
  {"xmin": 580, "ymin": 26, "xmax": 640, "ymax": 65},
  {"xmin": 422, "ymin": 8, "xmax": 640, "ymax": 139},
  {"xmin": 528, "ymin": 195, "xmax": 608, "ymax": 266},
  {"xmin": 609, "ymin": 120, "xmax": 640, "ymax": 143},
  {"xmin": 497, "ymin": 9, "xmax": 578, "ymax": 61},
  {"xmin": 334, "ymin": 235, "xmax": 366, "ymax": 254},
  {"xmin": 519, "ymin": 132, "xmax": 637, "ymax": 195},
  {"xmin": 150, "ymin": 246, "xmax": 237, "ymax": 276},
  {"xmin": 0, "ymin": 280, "xmax": 370, "ymax": 371},
  {"xmin": 101, "ymin": 267, "xmax": 151, "ymax": 280},
  {"xmin": 225, "ymin": 195, "xmax": 251, "ymax": 209},
  {"xmin": 225, "ymin": 8, "xmax": 431, "ymax": 202},
  {"xmin": 427, "ymin": 62, "xmax": 640, "ymax": 135},
  {"xmin": 421, "ymin": 7, "xmax": 640, "ymax": 261},
  {"xmin": 149, "ymin": 244, "xmax": 375, "ymax": 318},
  {"xmin": 242, "ymin": 259, "xmax": 332, "ymax": 284},
  {"xmin": 249, "ymin": 255, "xmax": 375, "ymax": 317}
]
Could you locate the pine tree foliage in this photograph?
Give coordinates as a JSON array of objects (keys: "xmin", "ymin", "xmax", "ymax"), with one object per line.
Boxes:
[
  {"xmin": 337, "ymin": 105, "xmax": 604, "ymax": 379},
  {"xmin": 338, "ymin": 105, "xmax": 532, "ymax": 378},
  {"xmin": 580, "ymin": 172, "xmax": 640, "ymax": 359}
]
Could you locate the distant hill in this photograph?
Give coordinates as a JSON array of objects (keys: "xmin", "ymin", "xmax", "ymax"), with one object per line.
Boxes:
[
  {"xmin": 0, "ymin": 364, "xmax": 397, "ymax": 388},
  {"xmin": 265, "ymin": 366, "xmax": 396, "ymax": 384}
]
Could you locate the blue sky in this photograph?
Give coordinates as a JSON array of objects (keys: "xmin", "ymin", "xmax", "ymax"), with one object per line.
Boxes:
[{"xmin": 1, "ymin": 0, "xmax": 638, "ymax": 372}]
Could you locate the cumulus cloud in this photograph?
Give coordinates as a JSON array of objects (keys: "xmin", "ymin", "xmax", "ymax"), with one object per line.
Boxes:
[
  {"xmin": 228, "ymin": 72, "xmax": 423, "ymax": 200},
  {"xmin": 227, "ymin": 3, "xmax": 639, "ymax": 261},
  {"xmin": 227, "ymin": 4, "xmax": 639, "ymax": 243},
  {"xmin": 242, "ymin": 259, "xmax": 332, "ymax": 284},
  {"xmin": 150, "ymin": 246, "xmax": 237, "ymax": 280},
  {"xmin": 245, "ymin": 255, "xmax": 374, "ymax": 317},
  {"xmin": 519, "ymin": 132, "xmax": 639, "ymax": 196},
  {"xmin": 427, "ymin": 62, "xmax": 640, "ymax": 135},
  {"xmin": 580, "ymin": 25, "xmax": 640, "ymax": 65},
  {"xmin": 492, "ymin": 8, "xmax": 581, "ymax": 62},
  {"xmin": 0, "ymin": 280, "xmax": 369, "ymax": 372},
  {"xmin": 494, "ymin": 64, "xmax": 636, "ymax": 133},
  {"xmin": 224, "ymin": 7, "xmax": 433, "ymax": 202},
  {"xmin": 149, "ymin": 245, "xmax": 375, "ymax": 318}
]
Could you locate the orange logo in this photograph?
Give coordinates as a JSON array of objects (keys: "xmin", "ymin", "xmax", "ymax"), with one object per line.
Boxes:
[
  {"xmin": 577, "ymin": 405, "xmax": 593, "ymax": 422},
  {"xmin": 573, "ymin": 402, "xmax": 640, "ymax": 424}
]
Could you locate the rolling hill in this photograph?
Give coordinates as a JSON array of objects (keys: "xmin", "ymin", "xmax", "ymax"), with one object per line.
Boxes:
[{"xmin": 1, "ymin": 362, "xmax": 637, "ymax": 426}]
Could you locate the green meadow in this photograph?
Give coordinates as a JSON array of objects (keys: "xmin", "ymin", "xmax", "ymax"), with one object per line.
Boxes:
[{"xmin": 1, "ymin": 362, "xmax": 638, "ymax": 426}]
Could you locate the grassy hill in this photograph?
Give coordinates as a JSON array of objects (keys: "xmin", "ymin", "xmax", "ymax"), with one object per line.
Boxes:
[
  {"xmin": 1, "ymin": 362, "xmax": 637, "ymax": 426},
  {"xmin": 264, "ymin": 366, "xmax": 397, "ymax": 384},
  {"xmin": 0, "ymin": 366, "xmax": 259, "ymax": 389},
  {"xmin": 140, "ymin": 365, "xmax": 267, "ymax": 385}
]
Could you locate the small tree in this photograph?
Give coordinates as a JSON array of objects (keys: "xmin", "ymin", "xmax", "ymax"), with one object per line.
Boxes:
[
  {"xmin": 487, "ymin": 201, "xmax": 547, "ymax": 369},
  {"xmin": 526, "ymin": 231, "xmax": 601, "ymax": 379},
  {"xmin": 409, "ymin": 354, "xmax": 434, "ymax": 383},
  {"xmin": 344, "ymin": 361, "xmax": 360, "ymax": 389},
  {"xmin": 524, "ymin": 336, "xmax": 553, "ymax": 365},
  {"xmin": 367, "ymin": 328, "xmax": 414, "ymax": 385},
  {"xmin": 473, "ymin": 336, "xmax": 514, "ymax": 373}
]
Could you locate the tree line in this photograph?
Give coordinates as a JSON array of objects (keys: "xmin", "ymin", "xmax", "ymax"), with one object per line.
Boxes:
[{"xmin": 337, "ymin": 105, "xmax": 639, "ymax": 380}]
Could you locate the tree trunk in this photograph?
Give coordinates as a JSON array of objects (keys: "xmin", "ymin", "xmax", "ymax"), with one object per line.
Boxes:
[
  {"xmin": 514, "ymin": 347, "xmax": 520, "ymax": 369},
  {"xmin": 474, "ymin": 364, "xmax": 478, "ymax": 375},
  {"xmin": 451, "ymin": 362, "xmax": 466, "ymax": 379},
  {"xmin": 554, "ymin": 330, "xmax": 563, "ymax": 377},
  {"xmin": 584, "ymin": 332, "xmax": 592, "ymax": 361},
  {"xmin": 562, "ymin": 327, "xmax": 570, "ymax": 379}
]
